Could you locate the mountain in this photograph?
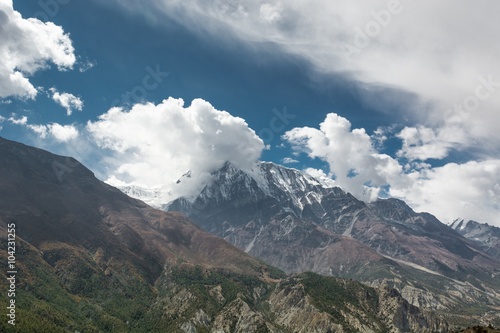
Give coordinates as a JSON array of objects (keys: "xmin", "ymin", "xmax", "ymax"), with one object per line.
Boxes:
[
  {"xmin": 166, "ymin": 161, "xmax": 500, "ymax": 326},
  {"xmin": 119, "ymin": 185, "xmax": 166, "ymax": 208},
  {"xmin": 450, "ymin": 219, "xmax": 500, "ymax": 260},
  {"xmin": 0, "ymin": 136, "xmax": 449, "ymax": 332}
]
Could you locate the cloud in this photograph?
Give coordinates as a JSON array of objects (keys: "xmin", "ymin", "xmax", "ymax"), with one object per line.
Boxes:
[
  {"xmin": 0, "ymin": 0, "xmax": 75, "ymax": 99},
  {"xmin": 8, "ymin": 116, "xmax": 28, "ymax": 125},
  {"xmin": 282, "ymin": 157, "xmax": 299, "ymax": 164},
  {"xmin": 27, "ymin": 123, "xmax": 79, "ymax": 142},
  {"xmin": 259, "ymin": 3, "xmax": 284, "ymax": 24},
  {"xmin": 303, "ymin": 168, "xmax": 336, "ymax": 188},
  {"xmin": 390, "ymin": 160, "xmax": 500, "ymax": 225},
  {"xmin": 48, "ymin": 123, "xmax": 79, "ymax": 141},
  {"xmin": 77, "ymin": 59, "xmax": 97, "ymax": 73},
  {"xmin": 396, "ymin": 124, "xmax": 469, "ymax": 161},
  {"xmin": 86, "ymin": 97, "xmax": 265, "ymax": 199},
  {"xmin": 7, "ymin": 115, "xmax": 79, "ymax": 142},
  {"xmin": 114, "ymin": 0, "xmax": 498, "ymax": 224},
  {"xmin": 49, "ymin": 88, "xmax": 84, "ymax": 115},
  {"xmin": 109, "ymin": 0, "xmax": 500, "ymax": 160},
  {"xmin": 285, "ymin": 113, "xmax": 500, "ymax": 226},
  {"xmin": 284, "ymin": 113, "xmax": 403, "ymax": 202}
]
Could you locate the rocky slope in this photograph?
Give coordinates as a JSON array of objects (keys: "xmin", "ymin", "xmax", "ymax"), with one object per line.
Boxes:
[
  {"xmin": 0, "ymin": 136, "xmax": 447, "ymax": 332},
  {"xmin": 165, "ymin": 162, "xmax": 500, "ymax": 325}
]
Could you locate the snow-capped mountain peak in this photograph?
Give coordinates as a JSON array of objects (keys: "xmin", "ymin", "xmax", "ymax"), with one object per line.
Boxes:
[
  {"xmin": 201, "ymin": 161, "xmax": 345, "ymax": 213},
  {"xmin": 117, "ymin": 161, "xmax": 339, "ymax": 211},
  {"xmin": 118, "ymin": 185, "xmax": 167, "ymax": 207}
]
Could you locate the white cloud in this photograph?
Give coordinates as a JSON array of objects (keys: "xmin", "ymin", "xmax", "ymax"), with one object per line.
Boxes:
[
  {"xmin": 49, "ymin": 88, "xmax": 84, "ymax": 115},
  {"xmin": 284, "ymin": 113, "xmax": 403, "ymax": 202},
  {"xmin": 0, "ymin": 1, "xmax": 75, "ymax": 99},
  {"xmin": 371, "ymin": 126, "xmax": 394, "ymax": 150},
  {"xmin": 27, "ymin": 124, "xmax": 48, "ymax": 138},
  {"xmin": 285, "ymin": 113, "xmax": 500, "ymax": 227},
  {"xmin": 8, "ymin": 116, "xmax": 28, "ymax": 125},
  {"xmin": 282, "ymin": 157, "xmax": 298, "ymax": 164},
  {"xmin": 6, "ymin": 113, "xmax": 78, "ymax": 142},
  {"xmin": 303, "ymin": 167, "xmax": 336, "ymax": 188},
  {"xmin": 86, "ymin": 97, "xmax": 265, "ymax": 199},
  {"xmin": 26, "ymin": 123, "xmax": 78, "ymax": 142},
  {"xmin": 48, "ymin": 123, "xmax": 79, "ymax": 141},
  {"xmin": 396, "ymin": 124, "xmax": 469, "ymax": 161},
  {"xmin": 110, "ymin": 0, "xmax": 500, "ymax": 160},
  {"xmin": 304, "ymin": 168, "xmax": 328, "ymax": 180},
  {"xmin": 390, "ymin": 161, "xmax": 500, "ymax": 225}
]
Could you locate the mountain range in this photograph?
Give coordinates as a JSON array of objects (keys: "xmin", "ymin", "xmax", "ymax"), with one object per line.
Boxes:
[
  {"xmin": 162, "ymin": 161, "xmax": 500, "ymax": 327},
  {"xmin": 0, "ymin": 136, "xmax": 459, "ymax": 332}
]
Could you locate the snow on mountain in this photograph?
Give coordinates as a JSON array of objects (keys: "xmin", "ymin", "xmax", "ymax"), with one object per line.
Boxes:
[
  {"xmin": 118, "ymin": 185, "xmax": 167, "ymax": 208},
  {"xmin": 450, "ymin": 219, "xmax": 471, "ymax": 231},
  {"xmin": 160, "ymin": 161, "xmax": 344, "ymax": 213}
]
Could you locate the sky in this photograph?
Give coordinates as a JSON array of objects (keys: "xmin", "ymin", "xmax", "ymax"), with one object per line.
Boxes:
[{"xmin": 1, "ymin": 0, "xmax": 499, "ymax": 226}]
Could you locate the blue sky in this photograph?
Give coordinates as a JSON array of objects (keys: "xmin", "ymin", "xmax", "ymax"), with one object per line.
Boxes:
[{"xmin": 1, "ymin": 0, "xmax": 499, "ymax": 226}]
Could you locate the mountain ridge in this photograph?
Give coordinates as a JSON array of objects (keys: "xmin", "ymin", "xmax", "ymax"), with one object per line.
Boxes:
[
  {"xmin": 164, "ymin": 160, "xmax": 500, "ymax": 325},
  {"xmin": 450, "ymin": 219, "xmax": 500, "ymax": 260}
]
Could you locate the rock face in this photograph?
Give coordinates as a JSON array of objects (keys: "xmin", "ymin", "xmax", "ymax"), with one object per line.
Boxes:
[
  {"xmin": 0, "ymin": 136, "xmax": 448, "ymax": 332},
  {"xmin": 165, "ymin": 161, "xmax": 500, "ymax": 324},
  {"xmin": 160, "ymin": 268, "xmax": 449, "ymax": 333},
  {"xmin": 376, "ymin": 286, "xmax": 448, "ymax": 333}
]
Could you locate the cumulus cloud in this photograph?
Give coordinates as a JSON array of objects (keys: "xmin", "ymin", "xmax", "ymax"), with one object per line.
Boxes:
[
  {"xmin": 49, "ymin": 88, "xmax": 84, "ymax": 115},
  {"xmin": 285, "ymin": 113, "xmax": 500, "ymax": 226},
  {"xmin": 284, "ymin": 113, "xmax": 403, "ymax": 201},
  {"xmin": 86, "ymin": 97, "xmax": 265, "ymax": 199},
  {"xmin": 0, "ymin": 1, "xmax": 75, "ymax": 99},
  {"xmin": 48, "ymin": 123, "xmax": 79, "ymax": 141},
  {"xmin": 27, "ymin": 123, "xmax": 79, "ymax": 142}
]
